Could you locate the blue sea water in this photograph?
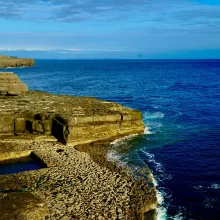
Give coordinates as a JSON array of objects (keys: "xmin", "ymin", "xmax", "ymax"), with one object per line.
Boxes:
[{"xmin": 2, "ymin": 59, "xmax": 220, "ymax": 219}]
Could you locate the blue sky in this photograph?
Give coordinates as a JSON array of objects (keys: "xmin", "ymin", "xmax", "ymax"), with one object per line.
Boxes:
[{"xmin": 0, "ymin": 0, "xmax": 220, "ymax": 59}]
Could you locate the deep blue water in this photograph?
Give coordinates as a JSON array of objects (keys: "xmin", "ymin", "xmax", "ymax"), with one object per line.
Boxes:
[
  {"xmin": 2, "ymin": 59, "xmax": 220, "ymax": 219},
  {"xmin": 0, "ymin": 157, "xmax": 43, "ymax": 175}
]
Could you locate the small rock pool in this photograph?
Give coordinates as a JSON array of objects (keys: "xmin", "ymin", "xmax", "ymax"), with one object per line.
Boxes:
[{"xmin": 0, "ymin": 155, "xmax": 47, "ymax": 175}]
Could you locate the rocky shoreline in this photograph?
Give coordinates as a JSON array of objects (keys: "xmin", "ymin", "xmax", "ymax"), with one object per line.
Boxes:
[
  {"xmin": 0, "ymin": 141, "xmax": 157, "ymax": 220},
  {"xmin": 0, "ymin": 72, "xmax": 158, "ymax": 219},
  {"xmin": 0, "ymin": 55, "xmax": 34, "ymax": 68}
]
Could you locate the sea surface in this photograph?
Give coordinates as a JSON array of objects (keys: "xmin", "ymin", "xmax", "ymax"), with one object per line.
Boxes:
[{"xmin": 3, "ymin": 59, "xmax": 220, "ymax": 219}]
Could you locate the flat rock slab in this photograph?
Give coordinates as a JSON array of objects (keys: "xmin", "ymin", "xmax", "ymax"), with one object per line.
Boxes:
[
  {"xmin": 0, "ymin": 91, "xmax": 145, "ymax": 145},
  {"xmin": 0, "ymin": 192, "xmax": 47, "ymax": 220}
]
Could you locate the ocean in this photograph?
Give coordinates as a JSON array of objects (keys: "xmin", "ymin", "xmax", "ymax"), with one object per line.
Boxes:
[{"xmin": 3, "ymin": 59, "xmax": 220, "ymax": 219}]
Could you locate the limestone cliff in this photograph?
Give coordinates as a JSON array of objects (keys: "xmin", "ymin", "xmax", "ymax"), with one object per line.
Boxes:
[
  {"xmin": 0, "ymin": 55, "xmax": 34, "ymax": 68},
  {"xmin": 0, "ymin": 91, "xmax": 145, "ymax": 146},
  {"xmin": 0, "ymin": 72, "xmax": 144, "ymax": 145},
  {"xmin": 0, "ymin": 72, "xmax": 156, "ymax": 220}
]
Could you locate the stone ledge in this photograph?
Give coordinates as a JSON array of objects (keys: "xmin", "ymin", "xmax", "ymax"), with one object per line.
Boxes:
[{"xmin": 0, "ymin": 91, "xmax": 145, "ymax": 146}]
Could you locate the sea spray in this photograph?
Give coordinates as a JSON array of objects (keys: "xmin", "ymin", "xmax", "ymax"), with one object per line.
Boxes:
[{"xmin": 110, "ymin": 134, "xmax": 139, "ymax": 146}]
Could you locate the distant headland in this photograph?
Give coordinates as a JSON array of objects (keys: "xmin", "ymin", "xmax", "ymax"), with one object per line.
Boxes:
[{"xmin": 0, "ymin": 55, "xmax": 34, "ymax": 68}]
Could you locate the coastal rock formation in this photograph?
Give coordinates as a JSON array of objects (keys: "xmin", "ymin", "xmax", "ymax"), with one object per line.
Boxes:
[
  {"xmin": 0, "ymin": 55, "xmax": 34, "ymax": 68},
  {"xmin": 0, "ymin": 72, "xmax": 28, "ymax": 96},
  {"xmin": 0, "ymin": 91, "xmax": 145, "ymax": 145},
  {"xmin": 0, "ymin": 142, "xmax": 157, "ymax": 220},
  {"xmin": 0, "ymin": 71, "xmax": 157, "ymax": 219}
]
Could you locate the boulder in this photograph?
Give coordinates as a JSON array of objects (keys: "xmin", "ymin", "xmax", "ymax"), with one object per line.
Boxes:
[{"xmin": 0, "ymin": 72, "xmax": 28, "ymax": 96}]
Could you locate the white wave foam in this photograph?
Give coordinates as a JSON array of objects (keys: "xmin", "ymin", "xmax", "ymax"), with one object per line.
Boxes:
[
  {"xmin": 140, "ymin": 149, "xmax": 167, "ymax": 175},
  {"xmin": 193, "ymin": 185, "xmax": 203, "ymax": 190},
  {"xmin": 106, "ymin": 151, "xmax": 128, "ymax": 167},
  {"xmin": 143, "ymin": 111, "xmax": 165, "ymax": 120},
  {"xmin": 141, "ymin": 150, "xmax": 155, "ymax": 159},
  {"xmin": 110, "ymin": 134, "xmax": 138, "ymax": 146},
  {"xmin": 148, "ymin": 173, "xmax": 168, "ymax": 220},
  {"xmin": 144, "ymin": 126, "xmax": 154, "ymax": 134},
  {"xmin": 157, "ymin": 190, "xmax": 165, "ymax": 205},
  {"xmin": 194, "ymin": 184, "xmax": 220, "ymax": 190},
  {"xmin": 140, "ymin": 150, "xmax": 171, "ymax": 220},
  {"xmin": 170, "ymin": 212, "xmax": 185, "ymax": 220},
  {"xmin": 107, "ymin": 151, "xmax": 121, "ymax": 162},
  {"xmin": 156, "ymin": 188, "xmax": 170, "ymax": 220},
  {"xmin": 208, "ymin": 184, "xmax": 220, "ymax": 189},
  {"xmin": 157, "ymin": 206, "xmax": 168, "ymax": 220}
]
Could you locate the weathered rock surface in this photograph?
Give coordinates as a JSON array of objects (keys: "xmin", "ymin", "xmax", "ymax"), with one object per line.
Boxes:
[
  {"xmin": 0, "ymin": 91, "xmax": 145, "ymax": 146},
  {"xmin": 0, "ymin": 71, "xmax": 157, "ymax": 219},
  {"xmin": 0, "ymin": 142, "xmax": 157, "ymax": 220},
  {"xmin": 0, "ymin": 192, "xmax": 48, "ymax": 220},
  {"xmin": 0, "ymin": 72, "xmax": 28, "ymax": 95},
  {"xmin": 0, "ymin": 55, "xmax": 34, "ymax": 68}
]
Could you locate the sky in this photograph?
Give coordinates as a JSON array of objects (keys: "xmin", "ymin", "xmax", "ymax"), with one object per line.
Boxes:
[{"xmin": 0, "ymin": 0, "xmax": 220, "ymax": 59}]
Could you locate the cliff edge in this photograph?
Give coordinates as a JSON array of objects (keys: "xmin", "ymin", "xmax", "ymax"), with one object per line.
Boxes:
[
  {"xmin": 0, "ymin": 72, "xmax": 157, "ymax": 220},
  {"xmin": 0, "ymin": 55, "xmax": 34, "ymax": 68},
  {"xmin": 0, "ymin": 72, "xmax": 144, "ymax": 146}
]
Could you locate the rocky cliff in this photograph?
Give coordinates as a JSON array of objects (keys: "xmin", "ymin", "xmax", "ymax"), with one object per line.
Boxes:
[
  {"xmin": 0, "ymin": 91, "xmax": 145, "ymax": 146},
  {"xmin": 0, "ymin": 55, "xmax": 34, "ymax": 68},
  {"xmin": 0, "ymin": 72, "xmax": 144, "ymax": 146},
  {"xmin": 0, "ymin": 72, "xmax": 157, "ymax": 220}
]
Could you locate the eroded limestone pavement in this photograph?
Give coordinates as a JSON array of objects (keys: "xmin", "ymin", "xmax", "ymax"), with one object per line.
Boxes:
[{"xmin": 0, "ymin": 72, "xmax": 157, "ymax": 220}]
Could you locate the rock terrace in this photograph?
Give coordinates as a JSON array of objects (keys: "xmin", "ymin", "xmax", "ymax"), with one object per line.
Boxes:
[
  {"xmin": 0, "ymin": 72, "xmax": 28, "ymax": 96},
  {"xmin": 0, "ymin": 91, "xmax": 145, "ymax": 146}
]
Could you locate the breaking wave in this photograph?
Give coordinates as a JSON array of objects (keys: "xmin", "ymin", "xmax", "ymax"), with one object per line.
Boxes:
[
  {"xmin": 110, "ymin": 134, "xmax": 138, "ymax": 146},
  {"xmin": 140, "ymin": 149, "xmax": 175, "ymax": 220},
  {"xmin": 208, "ymin": 184, "xmax": 220, "ymax": 190}
]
